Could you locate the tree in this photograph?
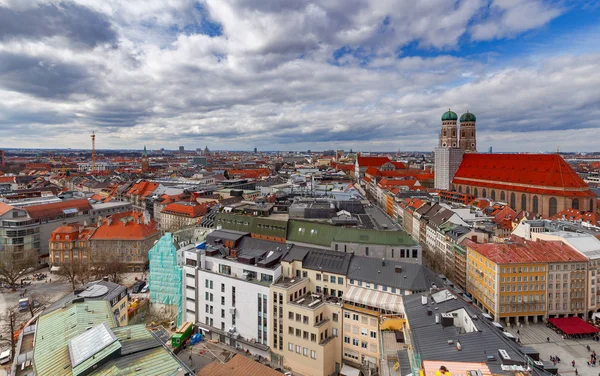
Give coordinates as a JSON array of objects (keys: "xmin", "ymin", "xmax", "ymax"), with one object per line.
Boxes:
[
  {"xmin": 0, "ymin": 252, "xmax": 38, "ymax": 289},
  {"xmin": 55, "ymin": 262, "xmax": 92, "ymax": 291},
  {"xmin": 26, "ymin": 292, "xmax": 53, "ymax": 319},
  {"xmin": 93, "ymin": 250, "xmax": 128, "ymax": 284},
  {"xmin": 0, "ymin": 308, "xmax": 18, "ymax": 358},
  {"xmin": 223, "ymin": 170, "xmax": 230, "ymax": 180}
]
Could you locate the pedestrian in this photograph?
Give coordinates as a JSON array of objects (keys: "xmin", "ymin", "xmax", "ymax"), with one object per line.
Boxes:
[
  {"xmin": 547, "ymin": 337, "xmax": 550, "ymax": 342},
  {"xmin": 573, "ymin": 360, "xmax": 576, "ymax": 367},
  {"xmin": 517, "ymin": 329, "xmax": 520, "ymax": 335},
  {"xmin": 575, "ymin": 369, "xmax": 578, "ymax": 376}
]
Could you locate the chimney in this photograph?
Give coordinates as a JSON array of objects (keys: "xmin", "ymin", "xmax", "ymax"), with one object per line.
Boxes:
[
  {"xmin": 382, "ymin": 258, "xmax": 386, "ymax": 266},
  {"xmin": 107, "ymin": 217, "xmax": 112, "ymax": 226},
  {"xmin": 394, "ymin": 266, "xmax": 402, "ymax": 273}
]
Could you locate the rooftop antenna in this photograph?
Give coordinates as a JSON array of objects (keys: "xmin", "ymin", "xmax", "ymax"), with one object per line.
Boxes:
[{"xmin": 91, "ymin": 131, "xmax": 96, "ymax": 172}]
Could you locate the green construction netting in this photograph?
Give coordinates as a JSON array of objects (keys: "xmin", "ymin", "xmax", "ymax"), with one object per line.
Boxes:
[{"xmin": 148, "ymin": 233, "xmax": 183, "ymax": 326}]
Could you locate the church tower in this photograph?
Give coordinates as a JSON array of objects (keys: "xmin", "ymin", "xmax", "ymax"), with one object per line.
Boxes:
[
  {"xmin": 459, "ymin": 111, "xmax": 476, "ymax": 153},
  {"xmin": 440, "ymin": 109, "xmax": 458, "ymax": 147},
  {"xmin": 141, "ymin": 145, "xmax": 149, "ymax": 173},
  {"xmin": 434, "ymin": 109, "xmax": 463, "ymax": 190}
]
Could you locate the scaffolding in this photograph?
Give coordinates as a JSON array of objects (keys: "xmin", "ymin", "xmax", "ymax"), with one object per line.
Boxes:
[{"xmin": 148, "ymin": 233, "xmax": 183, "ymax": 326}]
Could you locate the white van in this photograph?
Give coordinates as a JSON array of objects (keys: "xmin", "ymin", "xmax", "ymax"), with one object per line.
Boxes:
[{"xmin": 0, "ymin": 349, "xmax": 12, "ymax": 365}]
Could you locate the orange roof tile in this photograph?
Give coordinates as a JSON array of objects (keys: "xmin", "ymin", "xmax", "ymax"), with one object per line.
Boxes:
[
  {"xmin": 126, "ymin": 181, "xmax": 159, "ymax": 197},
  {"xmin": 453, "ymin": 154, "xmax": 595, "ymax": 197},
  {"xmin": 89, "ymin": 211, "xmax": 158, "ymax": 241},
  {"xmin": 197, "ymin": 355, "xmax": 283, "ymax": 376},
  {"xmin": 0, "ymin": 176, "xmax": 15, "ymax": 183},
  {"xmin": 551, "ymin": 208, "xmax": 600, "ymax": 226},
  {"xmin": 464, "ymin": 236, "xmax": 588, "ymax": 264},
  {"xmin": 24, "ymin": 199, "xmax": 92, "ymax": 220},
  {"xmin": 50, "ymin": 223, "xmax": 95, "ymax": 242},
  {"xmin": 0, "ymin": 202, "xmax": 14, "ymax": 216},
  {"xmin": 161, "ymin": 202, "xmax": 213, "ymax": 218},
  {"xmin": 357, "ymin": 156, "xmax": 391, "ymax": 167}
]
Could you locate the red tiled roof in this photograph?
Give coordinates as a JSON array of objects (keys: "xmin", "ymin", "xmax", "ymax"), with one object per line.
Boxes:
[
  {"xmin": 24, "ymin": 199, "xmax": 92, "ymax": 220},
  {"xmin": 464, "ymin": 236, "xmax": 588, "ymax": 264},
  {"xmin": 50, "ymin": 223, "xmax": 94, "ymax": 242},
  {"xmin": 161, "ymin": 202, "xmax": 213, "ymax": 218},
  {"xmin": 226, "ymin": 168, "xmax": 271, "ymax": 179},
  {"xmin": 551, "ymin": 208, "xmax": 600, "ymax": 226},
  {"xmin": 357, "ymin": 156, "xmax": 392, "ymax": 167},
  {"xmin": 198, "ymin": 354, "xmax": 283, "ymax": 376},
  {"xmin": 126, "ymin": 181, "xmax": 159, "ymax": 197},
  {"xmin": 493, "ymin": 205, "xmax": 517, "ymax": 224},
  {"xmin": 378, "ymin": 178, "xmax": 418, "ymax": 188},
  {"xmin": 392, "ymin": 161, "xmax": 407, "ymax": 169},
  {"xmin": 89, "ymin": 211, "xmax": 158, "ymax": 241},
  {"xmin": 453, "ymin": 154, "xmax": 594, "ymax": 197},
  {"xmin": 0, "ymin": 176, "xmax": 15, "ymax": 183},
  {"xmin": 0, "ymin": 202, "xmax": 14, "ymax": 216}
]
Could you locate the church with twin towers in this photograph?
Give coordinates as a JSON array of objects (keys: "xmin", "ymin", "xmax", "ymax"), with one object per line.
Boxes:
[{"xmin": 434, "ymin": 109, "xmax": 477, "ymax": 190}]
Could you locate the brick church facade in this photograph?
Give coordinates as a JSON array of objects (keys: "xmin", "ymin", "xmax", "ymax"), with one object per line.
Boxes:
[{"xmin": 452, "ymin": 153, "xmax": 596, "ymax": 217}]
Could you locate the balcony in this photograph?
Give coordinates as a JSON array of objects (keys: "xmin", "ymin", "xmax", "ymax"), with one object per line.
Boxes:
[{"xmin": 314, "ymin": 318, "xmax": 330, "ymax": 328}]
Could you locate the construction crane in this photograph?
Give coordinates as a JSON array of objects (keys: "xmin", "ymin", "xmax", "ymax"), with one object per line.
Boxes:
[{"xmin": 91, "ymin": 131, "xmax": 96, "ymax": 172}]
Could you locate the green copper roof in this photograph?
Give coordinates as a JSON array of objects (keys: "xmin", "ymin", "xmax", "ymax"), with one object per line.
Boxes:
[
  {"xmin": 460, "ymin": 111, "xmax": 476, "ymax": 122},
  {"xmin": 441, "ymin": 109, "xmax": 458, "ymax": 121}
]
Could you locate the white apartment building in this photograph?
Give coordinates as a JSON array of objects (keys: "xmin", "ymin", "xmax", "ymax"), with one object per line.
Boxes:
[{"xmin": 182, "ymin": 230, "xmax": 283, "ymax": 359}]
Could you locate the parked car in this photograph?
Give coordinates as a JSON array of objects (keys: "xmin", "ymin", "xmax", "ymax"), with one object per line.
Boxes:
[
  {"xmin": 140, "ymin": 285, "xmax": 149, "ymax": 293},
  {"xmin": 0, "ymin": 349, "xmax": 12, "ymax": 365},
  {"xmin": 132, "ymin": 281, "xmax": 146, "ymax": 294}
]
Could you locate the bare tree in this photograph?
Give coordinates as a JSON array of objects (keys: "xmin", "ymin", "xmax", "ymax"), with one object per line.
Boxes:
[
  {"xmin": 93, "ymin": 250, "xmax": 127, "ymax": 284},
  {"xmin": 0, "ymin": 252, "xmax": 38, "ymax": 289},
  {"xmin": 0, "ymin": 308, "xmax": 18, "ymax": 358},
  {"xmin": 26, "ymin": 292, "xmax": 53, "ymax": 319},
  {"xmin": 55, "ymin": 262, "xmax": 92, "ymax": 291}
]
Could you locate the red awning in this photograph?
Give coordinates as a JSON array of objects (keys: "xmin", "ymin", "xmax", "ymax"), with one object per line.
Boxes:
[{"xmin": 548, "ymin": 317, "xmax": 600, "ymax": 335}]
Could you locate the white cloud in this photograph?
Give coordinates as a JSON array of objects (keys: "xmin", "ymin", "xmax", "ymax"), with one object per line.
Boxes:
[
  {"xmin": 0, "ymin": 0, "xmax": 594, "ymax": 152},
  {"xmin": 470, "ymin": 0, "xmax": 562, "ymax": 40}
]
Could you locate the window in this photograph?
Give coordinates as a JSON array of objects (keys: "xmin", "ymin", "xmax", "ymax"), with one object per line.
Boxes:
[
  {"xmin": 572, "ymin": 198, "xmax": 579, "ymax": 210},
  {"xmin": 501, "ymin": 191, "xmax": 506, "ymax": 201},
  {"xmin": 288, "ymin": 342, "xmax": 293, "ymax": 351},
  {"xmin": 353, "ymin": 314, "xmax": 359, "ymax": 321},
  {"xmin": 482, "ymin": 189, "xmax": 487, "ymax": 198},
  {"xmin": 338, "ymin": 277, "xmax": 343, "ymax": 285},
  {"xmin": 352, "ymin": 338, "xmax": 359, "ymax": 346},
  {"xmin": 311, "ymin": 350, "xmax": 316, "ymax": 359},
  {"xmin": 549, "ymin": 197, "xmax": 557, "ymax": 217},
  {"xmin": 221, "ymin": 296, "xmax": 225, "ymax": 305},
  {"xmin": 221, "ymin": 283, "xmax": 225, "ymax": 293},
  {"xmin": 510, "ymin": 193, "xmax": 516, "ymax": 209},
  {"xmin": 361, "ymin": 328, "xmax": 368, "ymax": 336},
  {"xmin": 221, "ymin": 309, "xmax": 225, "ymax": 318},
  {"xmin": 296, "ymin": 345, "xmax": 301, "ymax": 354},
  {"xmin": 316, "ymin": 274, "xmax": 321, "ymax": 281},
  {"xmin": 296, "ymin": 329, "xmax": 301, "ymax": 337},
  {"xmin": 491, "ymin": 190, "xmax": 496, "ymax": 201},
  {"xmin": 302, "ymin": 271, "xmax": 308, "ymax": 278},
  {"xmin": 474, "ymin": 188, "xmax": 478, "ymax": 198},
  {"xmin": 330, "ymin": 276, "xmax": 336, "ymax": 283},
  {"xmin": 532, "ymin": 196, "xmax": 539, "ymax": 213},
  {"xmin": 370, "ymin": 331, "xmax": 377, "ymax": 339},
  {"xmin": 521, "ymin": 194, "xmax": 527, "ymax": 211},
  {"xmin": 289, "ymin": 326, "xmax": 294, "ymax": 335},
  {"xmin": 333, "ymin": 313, "xmax": 338, "ymax": 322},
  {"xmin": 344, "ymin": 312, "xmax": 350, "ymax": 319},
  {"xmin": 303, "ymin": 347, "xmax": 308, "ymax": 357},
  {"xmin": 344, "ymin": 336, "xmax": 350, "ymax": 344},
  {"xmin": 311, "ymin": 333, "xmax": 317, "ymax": 342}
]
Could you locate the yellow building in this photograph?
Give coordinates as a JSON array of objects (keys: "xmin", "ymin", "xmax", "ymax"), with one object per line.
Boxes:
[
  {"xmin": 270, "ymin": 277, "xmax": 342, "ymax": 376},
  {"xmin": 465, "ymin": 237, "xmax": 587, "ymax": 326},
  {"xmin": 268, "ymin": 247, "xmax": 351, "ymax": 376}
]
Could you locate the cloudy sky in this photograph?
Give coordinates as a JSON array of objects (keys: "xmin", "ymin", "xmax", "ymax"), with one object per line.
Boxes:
[{"xmin": 0, "ymin": 0, "xmax": 599, "ymax": 152}]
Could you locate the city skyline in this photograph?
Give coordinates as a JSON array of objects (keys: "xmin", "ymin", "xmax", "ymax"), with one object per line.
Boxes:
[{"xmin": 1, "ymin": 1, "xmax": 599, "ymax": 151}]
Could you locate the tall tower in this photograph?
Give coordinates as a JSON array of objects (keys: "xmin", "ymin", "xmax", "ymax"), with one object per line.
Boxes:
[
  {"xmin": 141, "ymin": 145, "xmax": 149, "ymax": 173},
  {"xmin": 90, "ymin": 131, "xmax": 96, "ymax": 172},
  {"xmin": 440, "ymin": 109, "xmax": 458, "ymax": 147},
  {"xmin": 435, "ymin": 109, "xmax": 463, "ymax": 190},
  {"xmin": 459, "ymin": 111, "xmax": 476, "ymax": 153}
]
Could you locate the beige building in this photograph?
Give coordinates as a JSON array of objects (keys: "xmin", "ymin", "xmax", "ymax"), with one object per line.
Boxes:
[
  {"xmin": 89, "ymin": 211, "xmax": 160, "ymax": 271},
  {"xmin": 269, "ymin": 247, "xmax": 351, "ymax": 375},
  {"xmin": 270, "ymin": 277, "xmax": 342, "ymax": 376}
]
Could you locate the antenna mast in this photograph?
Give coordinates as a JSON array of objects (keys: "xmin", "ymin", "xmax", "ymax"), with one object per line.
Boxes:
[{"xmin": 91, "ymin": 131, "xmax": 96, "ymax": 172}]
